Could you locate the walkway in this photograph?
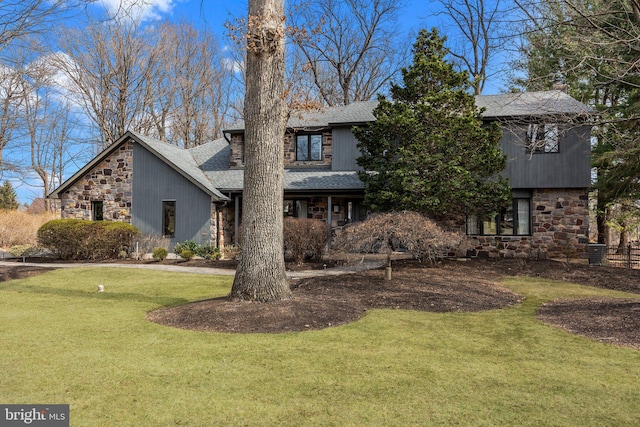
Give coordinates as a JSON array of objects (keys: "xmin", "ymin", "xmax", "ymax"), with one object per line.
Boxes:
[{"xmin": 0, "ymin": 256, "xmax": 388, "ymax": 279}]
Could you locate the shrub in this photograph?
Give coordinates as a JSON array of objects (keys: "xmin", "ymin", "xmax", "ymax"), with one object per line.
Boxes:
[
  {"xmin": 152, "ymin": 247, "xmax": 168, "ymax": 261},
  {"xmin": 174, "ymin": 240, "xmax": 199, "ymax": 256},
  {"xmin": 179, "ymin": 249, "xmax": 194, "ymax": 261},
  {"xmin": 334, "ymin": 211, "xmax": 464, "ymax": 268},
  {"xmin": 283, "ymin": 218, "xmax": 328, "ymax": 264},
  {"xmin": 8, "ymin": 245, "xmax": 42, "ymax": 257},
  {"xmin": 222, "ymin": 245, "xmax": 239, "ymax": 260},
  {"xmin": 37, "ymin": 219, "xmax": 140, "ymax": 260},
  {"xmin": 198, "ymin": 245, "xmax": 222, "ymax": 260},
  {"xmin": 134, "ymin": 234, "xmax": 171, "ymax": 259},
  {"xmin": 173, "ymin": 240, "xmax": 222, "ymax": 260}
]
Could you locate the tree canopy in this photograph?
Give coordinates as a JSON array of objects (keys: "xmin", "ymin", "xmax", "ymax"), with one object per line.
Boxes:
[
  {"xmin": 0, "ymin": 180, "xmax": 19, "ymax": 210},
  {"xmin": 511, "ymin": 0, "xmax": 640, "ymax": 244},
  {"xmin": 354, "ymin": 28, "xmax": 510, "ymax": 220}
]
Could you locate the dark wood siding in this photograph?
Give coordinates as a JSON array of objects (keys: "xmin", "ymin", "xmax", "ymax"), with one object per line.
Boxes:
[
  {"xmin": 500, "ymin": 124, "xmax": 591, "ymax": 189},
  {"xmin": 331, "ymin": 127, "xmax": 362, "ymax": 171},
  {"xmin": 131, "ymin": 144, "xmax": 211, "ymax": 247}
]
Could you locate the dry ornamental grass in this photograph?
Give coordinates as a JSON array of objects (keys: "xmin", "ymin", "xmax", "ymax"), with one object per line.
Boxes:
[{"xmin": 0, "ymin": 210, "xmax": 59, "ymax": 248}]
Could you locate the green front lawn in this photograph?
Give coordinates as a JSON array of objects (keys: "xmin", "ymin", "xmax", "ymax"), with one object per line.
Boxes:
[{"xmin": 1, "ymin": 267, "xmax": 639, "ymax": 426}]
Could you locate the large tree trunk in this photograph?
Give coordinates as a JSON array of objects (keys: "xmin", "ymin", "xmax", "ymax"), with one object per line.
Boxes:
[{"xmin": 228, "ymin": 0, "xmax": 291, "ymax": 302}]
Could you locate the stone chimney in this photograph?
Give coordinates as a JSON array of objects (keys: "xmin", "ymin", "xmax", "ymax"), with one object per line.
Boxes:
[{"xmin": 552, "ymin": 81, "xmax": 568, "ymax": 93}]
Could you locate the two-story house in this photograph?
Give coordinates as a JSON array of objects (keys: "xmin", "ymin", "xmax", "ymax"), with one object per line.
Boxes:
[{"xmin": 48, "ymin": 90, "xmax": 592, "ymax": 258}]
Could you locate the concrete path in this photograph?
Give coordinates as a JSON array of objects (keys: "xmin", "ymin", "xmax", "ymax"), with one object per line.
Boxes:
[{"xmin": 0, "ymin": 257, "xmax": 387, "ymax": 279}]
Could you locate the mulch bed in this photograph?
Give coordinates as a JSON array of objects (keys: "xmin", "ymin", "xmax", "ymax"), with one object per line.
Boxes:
[{"xmin": 2, "ymin": 257, "xmax": 640, "ymax": 348}]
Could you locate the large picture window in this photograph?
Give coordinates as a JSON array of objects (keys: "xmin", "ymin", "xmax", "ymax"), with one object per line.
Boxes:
[
  {"xmin": 467, "ymin": 198, "xmax": 530, "ymax": 236},
  {"xmin": 163, "ymin": 201, "xmax": 176, "ymax": 238},
  {"xmin": 296, "ymin": 134, "xmax": 322, "ymax": 161}
]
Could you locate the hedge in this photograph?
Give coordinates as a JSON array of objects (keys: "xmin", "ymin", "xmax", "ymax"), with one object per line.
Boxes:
[{"xmin": 37, "ymin": 219, "xmax": 140, "ymax": 260}]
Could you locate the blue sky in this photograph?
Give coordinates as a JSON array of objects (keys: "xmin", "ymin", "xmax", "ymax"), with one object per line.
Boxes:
[{"xmin": 9, "ymin": 0, "xmax": 508, "ymax": 205}]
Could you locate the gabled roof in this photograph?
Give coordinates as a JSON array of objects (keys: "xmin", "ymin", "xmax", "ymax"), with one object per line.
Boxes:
[
  {"xmin": 49, "ymin": 131, "xmax": 229, "ymax": 201},
  {"xmin": 223, "ymin": 101, "xmax": 379, "ymax": 133},
  {"xmin": 50, "ymin": 90, "xmax": 592, "ymax": 200},
  {"xmin": 224, "ymin": 90, "xmax": 593, "ymax": 133},
  {"xmin": 476, "ymin": 90, "xmax": 594, "ymax": 118}
]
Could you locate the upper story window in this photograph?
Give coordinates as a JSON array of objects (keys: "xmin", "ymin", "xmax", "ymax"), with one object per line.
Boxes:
[
  {"xmin": 296, "ymin": 134, "xmax": 322, "ymax": 161},
  {"xmin": 527, "ymin": 123, "xmax": 559, "ymax": 153}
]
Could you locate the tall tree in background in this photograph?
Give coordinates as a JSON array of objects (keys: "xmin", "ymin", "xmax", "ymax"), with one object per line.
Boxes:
[
  {"xmin": 431, "ymin": 0, "xmax": 510, "ymax": 94},
  {"xmin": 355, "ymin": 29, "xmax": 510, "ymax": 220},
  {"xmin": 0, "ymin": 64, "xmax": 24, "ymax": 177},
  {"xmin": 228, "ymin": 0, "xmax": 290, "ymax": 302},
  {"xmin": 0, "ymin": 0, "xmax": 88, "ymax": 176},
  {"xmin": 512, "ymin": 0, "xmax": 640, "ymax": 244},
  {"xmin": 56, "ymin": 17, "xmax": 153, "ymax": 148},
  {"xmin": 0, "ymin": 180, "xmax": 19, "ymax": 209},
  {"xmin": 288, "ymin": 0, "xmax": 407, "ymax": 106},
  {"xmin": 57, "ymin": 17, "xmax": 235, "ymax": 150},
  {"xmin": 144, "ymin": 20, "xmax": 234, "ymax": 147},
  {"xmin": 20, "ymin": 49, "xmax": 75, "ymax": 210},
  {"xmin": 0, "ymin": 0, "xmax": 88, "ymax": 57}
]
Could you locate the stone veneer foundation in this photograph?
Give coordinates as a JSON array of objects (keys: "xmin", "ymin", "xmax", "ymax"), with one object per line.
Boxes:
[
  {"xmin": 467, "ymin": 188, "xmax": 590, "ymax": 259},
  {"xmin": 60, "ymin": 141, "xmax": 133, "ymax": 222}
]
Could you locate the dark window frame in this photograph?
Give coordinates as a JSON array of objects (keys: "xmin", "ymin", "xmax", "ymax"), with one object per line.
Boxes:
[
  {"xmin": 466, "ymin": 198, "xmax": 531, "ymax": 236},
  {"xmin": 283, "ymin": 199, "xmax": 309, "ymax": 219},
  {"xmin": 163, "ymin": 200, "xmax": 176, "ymax": 238},
  {"xmin": 527, "ymin": 123, "xmax": 559, "ymax": 154},
  {"xmin": 91, "ymin": 201, "xmax": 104, "ymax": 221},
  {"xmin": 295, "ymin": 133, "xmax": 323, "ymax": 161}
]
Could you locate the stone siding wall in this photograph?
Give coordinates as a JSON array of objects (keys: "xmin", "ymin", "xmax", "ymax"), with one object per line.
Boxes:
[
  {"xmin": 229, "ymin": 134, "xmax": 243, "ymax": 167},
  {"xmin": 283, "ymin": 131, "xmax": 332, "ymax": 166},
  {"xmin": 467, "ymin": 188, "xmax": 590, "ymax": 259},
  {"xmin": 60, "ymin": 141, "xmax": 133, "ymax": 222},
  {"xmin": 229, "ymin": 131, "xmax": 333, "ymax": 167}
]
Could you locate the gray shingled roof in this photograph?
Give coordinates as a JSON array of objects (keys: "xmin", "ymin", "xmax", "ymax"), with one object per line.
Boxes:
[
  {"xmin": 52, "ymin": 90, "xmax": 591, "ymax": 199},
  {"xmin": 128, "ymin": 131, "xmax": 228, "ymax": 200},
  {"xmin": 49, "ymin": 131, "xmax": 229, "ymax": 200},
  {"xmin": 477, "ymin": 90, "xmax": 593, "ymax": 118},
  {"xmin": 188, "ymin": 138, "xmax": 364, "ymax": 192},
  {"xmin": 225, "ymin": 90, "xmax": 592, "ymax": 132},
  {"xmin": 224, "ymin": 101, "xmax": 379, "ymax": 132}
]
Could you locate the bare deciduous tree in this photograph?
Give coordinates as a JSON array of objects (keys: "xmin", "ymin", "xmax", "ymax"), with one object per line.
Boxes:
[
  {"xmin": 0, "ymin": 0, "xmax": 89, "ymax": 56},
  {"xmin": 0, "ymin": 64, "xmax": 24, "ymax": 176},
  {"xmin": 288, "ymin": 0, "xmax": 407, "ymax": 106},
  {"xmin": 145, "ymin": 20, "xmax": 235, "ymax": 147},
  {"xmin": 430, "ymin": 0, "xmax": 511, "ymax": 94},
  {"xmin": 20, "ymin": 52, "xmax": 77, "ymax": 210},
  {"xmin": 228, "ymin": 0, "xmax": 291, "ymax": 302},
  {"xmin": 56, "ymin": 18, "xmax": 154, "ymax": 148}
]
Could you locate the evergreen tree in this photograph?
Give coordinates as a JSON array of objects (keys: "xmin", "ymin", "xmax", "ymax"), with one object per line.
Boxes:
[
  {"xmin": 0, "ymin": 180, "xmax": 19, "ymax": 210},
  {"xmin": 354, "ymin": 28, "xmax": 510, "ymax": 220},
  {"xmin": 511, "ymin": 0, "xmax": 640, "ymax": 244}
]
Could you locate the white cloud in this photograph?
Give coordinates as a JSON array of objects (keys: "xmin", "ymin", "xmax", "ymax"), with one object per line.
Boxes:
[{"xmin": 99, "ymin": 0, "xmax": 179, "ymax": 22}]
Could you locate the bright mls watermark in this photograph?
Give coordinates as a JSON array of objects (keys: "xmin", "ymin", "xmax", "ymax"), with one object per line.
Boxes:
[{"xmin": 0, "ymin": 405, "xmax": 69, "ymax": 426}]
